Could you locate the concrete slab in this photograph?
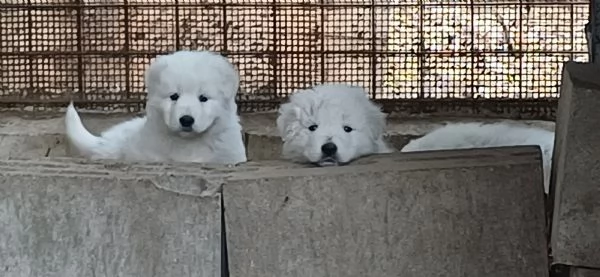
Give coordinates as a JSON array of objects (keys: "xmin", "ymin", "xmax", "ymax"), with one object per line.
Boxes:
[
  {"xmin": 0, "ymin": 134, "xmax": 66, "ymax": 158},
  {"xmin": 245, "ymin": 133, "xmax": 282, "ymax": 162},
  {"xmin": 550, "ymin": 61, "xmax": 600, "ymax": 268},
  {"xmin": 571, "ymin": 268, "xmax": 600, "ymax": 277},
  {"xmin": 223, "ymin": 146, "xmax": 548, "ymax": 277},
  {"xmin": 0, "ymin": 159, "xmax": 222, "ymax": 277}
]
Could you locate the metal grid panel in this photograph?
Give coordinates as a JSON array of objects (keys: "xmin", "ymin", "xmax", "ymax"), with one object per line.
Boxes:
[{"xmin": 0, "ymin": 0, "xmax": 590, "ymax": 118}]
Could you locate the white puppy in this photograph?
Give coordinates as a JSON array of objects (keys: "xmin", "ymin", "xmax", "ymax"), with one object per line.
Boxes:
[
  {"xmin": 276, "ymin": 83, "xmax": 393, "ymax": 166},
  {"xmin": 65, "ymin": 50, "xmax": 247, "ymax": 164},
  {"xmin": 401, "ymin": 122, "xmax": 555, "ymax": 193}
]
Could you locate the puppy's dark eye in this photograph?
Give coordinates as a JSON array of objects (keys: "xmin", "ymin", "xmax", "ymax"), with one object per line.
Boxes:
[
  {"xmin": 169, "ymin": 93, "xmax": 179, "ymax": 101},
  {"xmin": 199, "ymin": 95, "xmax": 208, "ymax": 102},
  {"xmin": 308, "ymin": 125, "xmax": 318, "ymax": 132},
  {"xmin": 343, "ymin": 126, "xmax": 353, "ymax": 133}
]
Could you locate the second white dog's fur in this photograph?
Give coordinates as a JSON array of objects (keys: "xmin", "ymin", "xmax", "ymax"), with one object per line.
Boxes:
[
  {"xmin": 401, "ymin": 122, "xmax": 555, "ymax": 193},
  {"xmin": 65, "ymin": 50, "xmax": 247, "ymax": 164},
  {"xmin": 276, "ymin": 83, "xmax": 393, "ymax": 166}
]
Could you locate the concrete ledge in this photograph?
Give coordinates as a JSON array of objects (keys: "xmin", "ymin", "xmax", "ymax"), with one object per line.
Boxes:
[
  {"xmin": 551, "ymin": 62, "xmax": 600, "ymax": 268},
  {"xmin": 570, "ymin": 268, "xmax": 600, "ymax": 277},
  {"xmin": 224, "ymin": 146, "xmax": 548, "ymax": 277},
  {"xmin": 0, "ymin": 147, "xmax": 549, "ymax": 276},
  {"xmin": 0, "ymin": 112, "xmax": 555, "ymax": 161},
  {"xmin": 0, "ymin": 159, "xmax": 223, "ymax": 277},
  {"xmin": 0, "ymin": 134, "xmax": 65, "ymax": 158}
]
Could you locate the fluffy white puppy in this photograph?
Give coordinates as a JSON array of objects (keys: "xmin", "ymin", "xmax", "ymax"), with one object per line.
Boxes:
[
  {"xmin": 276, "ymin": 83, "xmax": 393, "ymax": 166},
  {"xmin": 65, "ymin": 50, "xmax": 247, "ymax": 164},
  {"xmin": 401, "ymin": 122, "xmax": 555, "ymax": 193}
]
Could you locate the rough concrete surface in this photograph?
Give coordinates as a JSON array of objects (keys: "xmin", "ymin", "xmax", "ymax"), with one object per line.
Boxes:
[
  {"xmin": 244, "ymin": 132, "xmax": 282, "ymax": 162},
  {"xmin": 224, "ymin": 146, "xmax": 549, "ymax": 277},
  {"xmin": 0, "ymin": 134, "xmax": 65, "ymax": 158},
  {"xmin": 551, "ymin": 61, "xmax": 600, "ymax": 268},
  {"xmin": 0, "ymin": 158, "xmax": 222, "ymax": 277},
  {"xmin": 0, "ymin": 111, "xmax": 555, "ymax": 161},
  {"xmin": 571, "ymin": 268, "xmax": 600, "ymax": 277}
]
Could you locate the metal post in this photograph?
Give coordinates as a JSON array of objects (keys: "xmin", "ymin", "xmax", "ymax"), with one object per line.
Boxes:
[{"xmin": 589, "ymin": 0, "xmax": 600, "ymax": 63}]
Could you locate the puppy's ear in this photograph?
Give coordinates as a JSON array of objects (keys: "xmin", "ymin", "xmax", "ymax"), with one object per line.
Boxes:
[
  {"xmin": 364, "ymin": 99, "xmax": 388, "ymax": 140},
  {"xmin": 341, "ymin": 85, "xmax": 387, "ymax": 140},
  {"xmin": 144, "ymin": 55, "xmax": 169, "ymax": 90},
  {"xmin": 276, "ymin": 102, "xmax": 303, "ymax": 142},
  {"xmin": 213, "ymin": 55, "xmax": 240, "ymax": 100}
]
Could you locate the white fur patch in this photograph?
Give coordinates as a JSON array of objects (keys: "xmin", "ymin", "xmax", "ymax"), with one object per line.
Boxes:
[
  {"xmin": 65, "ymin": 50, "xmax": 247, "ymax": 164},
  {"xmin": 401, "ymin": 122, "xmax": 555, "ymax": 194},
  {"xmin": 276, "ymin": 83, "xmax": 393, "ymax": 166}
]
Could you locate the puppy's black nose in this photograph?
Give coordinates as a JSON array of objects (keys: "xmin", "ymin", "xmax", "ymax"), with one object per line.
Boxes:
[
  {"xmin": 321, "ymin": 142, "xmax": 338, "ymax": 156},
  {"xmin": 179, "ymin": 115, "xmax": 195, "ymax": 127}
]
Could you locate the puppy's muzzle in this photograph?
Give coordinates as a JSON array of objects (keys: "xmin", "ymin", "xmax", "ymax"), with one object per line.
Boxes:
[
  {"xmin": 179, "ymin": 115, "xmax": 195, "ymax": 131},
  {"xmin": 317, "ymin": 142, "xmax": 339, "ymax": 167}
]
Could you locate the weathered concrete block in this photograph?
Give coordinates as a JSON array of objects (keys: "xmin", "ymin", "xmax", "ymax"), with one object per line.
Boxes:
[
  {"xmin": 571, "ymin": 267, "xmax": 600, "ymax": 277},
  {"xmin": 0, "ymin": 134, "xmax": 66, "ymax": 158},
  {"xmin": 224, "ymin": 146, "xmax": 548, "ymax": 277},
  {"xmin": 245, "ymin": 132, "xmax": 282, "ymax": 161},
  {"xmin": 0, "ymin": 159, "xmax": 222, "ymax": 277},
  {"xmin": 551, "ymin": 62, "xmax": 600, "ymax": 268}
]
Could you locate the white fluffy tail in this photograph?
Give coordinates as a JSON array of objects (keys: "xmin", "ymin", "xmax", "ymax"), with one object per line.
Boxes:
[{"xmin": 65, "ymin": 102, "xmax": 103, "ymax": 157}]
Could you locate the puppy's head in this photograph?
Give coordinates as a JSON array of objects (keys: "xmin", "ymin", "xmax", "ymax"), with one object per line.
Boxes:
[
  {"xmin": 144, "ymin": 50, "xmax": 239, "ymax": 137},
  {"xmin": 276, "ymin": 83, "xmax": 390, "ymax": 166}
]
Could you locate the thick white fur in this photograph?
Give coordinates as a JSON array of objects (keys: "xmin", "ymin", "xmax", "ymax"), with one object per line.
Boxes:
[
  {"xmin": 65, "ymin": 50, "xmax": 247, "ymax": 164},
  {"xmin": 276, "ymin": 83, "xmax": 393, "ymax": 166},
  {"xmin": 401, "ymin": 122, "xmax": 555, "ymax": 194}
]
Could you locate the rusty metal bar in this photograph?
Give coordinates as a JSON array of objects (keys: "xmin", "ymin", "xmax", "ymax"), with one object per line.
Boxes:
[
  {"xmin": 174, "ymin": 0, "xmax": 180, "ymax": 50},
  {"xmin": 1, "ymin": 2, "xmax": 589, "ymax": 9},
  {"xmin": 124, "ymin": 0, "xmax": 131, "ymax": 99},
  {"xmin": 469, "ymin": 0, "xmax": 476, "ymax": 99},
  {"xmin": 27, "ymin": 0, "xmax": 34, "ymax": 90},
  {"xmin": 271, "ymin": 0, "xmax": 278, "ymax": 97},
  {"xmin": 75, "ymin": 0, "xmax": 83, "ymax": 99},
  {"xmin": 222, "ymin": 0, "xmax": 228, "ymax": 55},
  {"xmin": 320, "ymin": 0, "xmax": 325, "ymax": 83},
  {"xmin": 589, "ymin": 1, "xmax": 597, "ymax": 62},
  {"xmin": 518, "ymin": 0, "xmax": 524, "ymax": 99},
  {"xmin": 418, "ymin": 0, "xmax": 424, "ymax": 99},
  {"xmin": 0, "ymin": 50, "xmax": 587, "ymax": 56},
  {"xmin": 370, "ymin": 0, "xmax": 377, "ymax": 99}
]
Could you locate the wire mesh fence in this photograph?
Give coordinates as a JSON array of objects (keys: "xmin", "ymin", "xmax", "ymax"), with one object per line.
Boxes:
[{"xmin": 0, "ymin": 0, "xmax": 590, "ymax": 118}]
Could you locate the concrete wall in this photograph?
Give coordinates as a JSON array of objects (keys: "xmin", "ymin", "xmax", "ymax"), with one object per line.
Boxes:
[
  {"xmin": 225, "ymin": 146, "xmax": 548, "ymax": 277},
  {"xmin": 550, "ymin": 62, "xmax": 600, "ymax": 275},
  {"xmin": 0, "ymin": 159, "xmax": 223, "ymax": 277},
  {"xmin": 0, "ymin": 146, "xmax": 549, "ymax": 276}
]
